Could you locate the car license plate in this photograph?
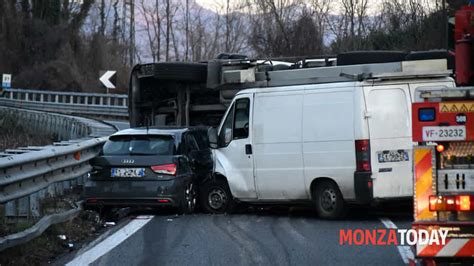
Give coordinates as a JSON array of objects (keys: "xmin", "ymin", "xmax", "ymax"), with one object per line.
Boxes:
[
  {"xmin": 377, "ymin": 150, "xmax": 409, "ymax": 163},
  {"xmin": 422, "ymin": 126, "xmax": 466, "ymax": 141},
  {"xmin": 111, "ymin": 168, "xmax": 145, "ymax": 177}
]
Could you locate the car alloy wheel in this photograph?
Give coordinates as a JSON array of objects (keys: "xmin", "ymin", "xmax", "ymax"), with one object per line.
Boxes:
[{"xmin": 184, "ymin": 182, "xmax": 197, "ymax": 213}]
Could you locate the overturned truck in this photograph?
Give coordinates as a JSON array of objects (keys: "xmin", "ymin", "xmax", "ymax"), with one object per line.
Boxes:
[
  {"xmin": 128, "ymin": 51, "xmax": 450, "ymax": 127},
  {"xmin": 128, "ymin": 54, "xmax": 337, "ymax": 127}
]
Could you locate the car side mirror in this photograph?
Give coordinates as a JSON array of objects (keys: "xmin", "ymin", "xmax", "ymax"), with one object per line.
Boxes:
[{"xmin": 208, "ymin": 127, "xmax": 218, "ymax": 149}]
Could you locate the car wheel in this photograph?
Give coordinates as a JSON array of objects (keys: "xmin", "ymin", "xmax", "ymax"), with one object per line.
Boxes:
[
  {"xmin": 313, "ymin": 181, "xmax": 346, "ymax": 219},
  {"xmin": 200, "ymin": 179, "xmax": 234, "ymax": 214},
  {"xmin": 179, "ymin": 182, "xmax": 197, "ymax": 214}
]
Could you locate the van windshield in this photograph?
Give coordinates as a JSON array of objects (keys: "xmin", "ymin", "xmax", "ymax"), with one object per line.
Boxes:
[{"xmin": 103, "ymin": 135, "xmax": 174, "ymax": 155}]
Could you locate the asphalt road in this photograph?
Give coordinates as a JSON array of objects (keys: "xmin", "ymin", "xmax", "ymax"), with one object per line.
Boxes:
[
  {"xmin": 77, "ymin": 121, "xmax": 411, "ymax": 265},
  {"xmin": 67, "ymin": 205, "xmax": 413, "ymax": 266}
]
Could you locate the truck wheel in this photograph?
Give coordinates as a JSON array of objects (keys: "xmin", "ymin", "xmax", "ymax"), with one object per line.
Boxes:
[
  {"xmin": 153, "ymin": 62, "xmax": 207, "ymax": 82},
  {"xmin": 313, "ymin": 181, "xmax": 346, "ymax": 219},
  {"xmin": 200, "ymin": 179, "xmax": 234, "ymax": 214},
  {"xmin": 179, "ymin": 182, "xmax": 197, "ymax": 214}
]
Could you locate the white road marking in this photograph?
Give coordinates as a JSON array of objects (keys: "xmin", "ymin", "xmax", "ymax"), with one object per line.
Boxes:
[
  {"xmin": 66, "ymin": 215, "xmax": 154, "ymax": 266},
  {"xmin": 380, "ymin": 218, "xmax": 415, "ymax": 265}
]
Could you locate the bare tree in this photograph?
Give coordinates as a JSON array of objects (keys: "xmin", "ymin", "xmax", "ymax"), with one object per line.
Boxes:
[
  {"xmin": 327, "ymin": 0, "xmax": 369, "ymax": 52},
  {"xmin": 165, "ymin": 0, "xmax": 170, "ymax": 61},
  {"xmin": 138, "ymin": 0, "xmax": 162, "ymax": 62}
]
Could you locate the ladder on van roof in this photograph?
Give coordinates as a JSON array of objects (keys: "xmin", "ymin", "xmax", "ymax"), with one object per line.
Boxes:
[{"xmin": 209, "ymin": 59, "xmax": 452, "ymax": 90}]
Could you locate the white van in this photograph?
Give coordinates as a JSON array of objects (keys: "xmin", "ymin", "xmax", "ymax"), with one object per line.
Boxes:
[{"xmin": 200, "ymin": 59, "xmax": 455, "ymax": 218}]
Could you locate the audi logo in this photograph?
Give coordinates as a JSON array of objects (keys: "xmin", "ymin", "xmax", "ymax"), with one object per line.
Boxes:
[{"xmin": 121, "ymin": 159, "xmax": 135, "ymax": 164}]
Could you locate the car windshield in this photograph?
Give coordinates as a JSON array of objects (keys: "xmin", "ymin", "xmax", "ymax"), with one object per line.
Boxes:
[{"xmin": 102, "ymin": 135, "xmax": 174, "ymax": 155}]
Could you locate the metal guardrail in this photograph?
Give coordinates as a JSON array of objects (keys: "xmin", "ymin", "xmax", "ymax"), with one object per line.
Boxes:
[
  {"xmin": 0, "ymin": 203, "xmax": 82, "ymax": 252},
  {"xmin": 0, "ymin": 106, "xmax": 116, "ymax": 218},
  {"xmin": 0, "ymin": 88, "xmax": 129, "ymax": 118},
  {"xmin": 0, "ymin": 106, "xmax": 117, "ymax": 251},
  {"xmin": 0, "ymin": 137, "xmax": 107, "ymax": 204}
]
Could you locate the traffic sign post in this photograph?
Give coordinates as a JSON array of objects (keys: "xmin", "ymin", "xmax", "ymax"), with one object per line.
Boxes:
[{"xmin": 2, "ymin": 74, "xmax": 12, "ymax": 88}]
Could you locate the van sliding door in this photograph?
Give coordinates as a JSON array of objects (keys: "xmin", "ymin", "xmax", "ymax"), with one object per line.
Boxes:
[{"xmin": 253, "ymin": 90, "xmax": 305, "ymax": 200}]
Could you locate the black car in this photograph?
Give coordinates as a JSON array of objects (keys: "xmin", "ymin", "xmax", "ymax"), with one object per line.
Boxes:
[{"xmin": 83, "ymin": 127, "xmax": 213, "ymax": 214}]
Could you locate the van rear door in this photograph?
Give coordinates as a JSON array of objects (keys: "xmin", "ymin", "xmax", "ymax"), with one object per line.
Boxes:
[{"xmin": 364, "ymin": 85, "xmax": 413, "ymax": 199}]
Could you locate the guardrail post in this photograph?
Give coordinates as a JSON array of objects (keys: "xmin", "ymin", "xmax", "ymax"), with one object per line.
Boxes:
[
  {"xmin": 47, "ymin": 183, "xmax": 56, "ymax": 198},
  {"xmin": 99, "ymin": 96, "xmax": 103, "ymax": 105},
  {"xmin": 29, "ymin": 192, "xmax": 40, "ymax": 217},
  {"xmin": 18, "ymin": 196, "xmax": 29, "ymax": 219},
  {"xmin": 55, "ymin": 94, "xmax": 59, "ymax": 103},
  {"xmin": 5, "ymin": 201, "xmax": 16, "ymax": 218},
  {"xmin": 40, "ymin": 94, "xmax": 44, "ymax": 103}
]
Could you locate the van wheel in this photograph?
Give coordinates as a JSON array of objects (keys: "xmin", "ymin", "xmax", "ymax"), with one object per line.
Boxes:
[
  {"xmin": 179, "ymin": 182, "xmax": 197, "ymax": 214},
  {"xmin": 200, "ymin": 179, "xmax": 235, "ymax": 214},
  {"xmin": 313, "ymin": 181, "xmax": 346, "ymax": 219}
]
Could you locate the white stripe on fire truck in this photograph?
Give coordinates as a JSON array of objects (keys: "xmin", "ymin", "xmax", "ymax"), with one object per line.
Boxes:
[{"xmin": 435, "ymin": 239, "xmax": 470, "ymax": 257}]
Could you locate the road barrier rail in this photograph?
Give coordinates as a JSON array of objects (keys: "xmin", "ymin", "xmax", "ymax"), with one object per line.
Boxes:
[
  {"xmin": 0, "ymin": 88, "xmax": 129, "ymax": 118},
  {"xmin": 0, "ymin": 107, "xmax": 116, "ymax": 251}
]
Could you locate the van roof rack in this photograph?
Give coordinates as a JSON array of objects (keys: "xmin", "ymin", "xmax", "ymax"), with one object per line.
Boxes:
[
  {"xmin": 419, "ymin": 87, "xmax": 474, "ymax": 99},
  {"xmin": 210, "ymin": 59, "xmax": 451, "ymax": 89}
]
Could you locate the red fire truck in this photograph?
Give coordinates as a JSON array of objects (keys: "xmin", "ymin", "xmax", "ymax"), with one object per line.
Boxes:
[
  {"xmin": 411, "ymin": 88, "xmax": 474, "ymax": 264},
  {"xmin": 410, "ymin": 5, "xmax": 474, "ymax": 264}
]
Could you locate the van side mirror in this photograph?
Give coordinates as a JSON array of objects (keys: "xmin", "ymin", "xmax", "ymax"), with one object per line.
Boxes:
[{"xmin": 208, "ymin": 127, "xmax": 218, "ymax": 149}]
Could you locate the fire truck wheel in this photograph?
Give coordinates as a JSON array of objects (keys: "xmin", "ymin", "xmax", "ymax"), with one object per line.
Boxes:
[{"xmin": 313, "ymin": 180, "xmax": 346, "ymax": 219}]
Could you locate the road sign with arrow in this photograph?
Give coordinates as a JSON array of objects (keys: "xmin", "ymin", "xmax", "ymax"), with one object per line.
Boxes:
[{"xmin": 99, "ymin": 71, "xmax": 117, "ymax": 89}]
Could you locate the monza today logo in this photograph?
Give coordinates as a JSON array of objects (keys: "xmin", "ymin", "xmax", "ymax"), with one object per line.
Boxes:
[{"xmin": 339, "ymin": 228, "xmax": 448, "ymax": 246}]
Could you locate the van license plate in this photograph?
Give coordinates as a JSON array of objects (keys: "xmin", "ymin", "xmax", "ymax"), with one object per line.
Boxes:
[
  {"xmin": 377, "ymin": 150, "xmax": 409, "ymax": 163},
  {"xmin": 422, "ymin": 126, "xmax": 466, "ymax": 141},
  {"xmin": 111, "ymin": 168, "xmax": 145, "ymax": 177}
]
